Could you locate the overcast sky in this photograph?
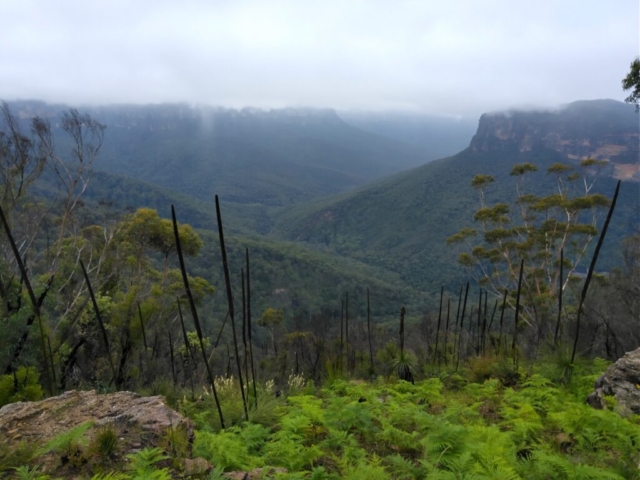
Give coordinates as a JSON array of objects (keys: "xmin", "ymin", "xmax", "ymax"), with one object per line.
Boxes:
[{"xmin": 1, "ymin": 0, "xmax": 638, "ymax": 115}]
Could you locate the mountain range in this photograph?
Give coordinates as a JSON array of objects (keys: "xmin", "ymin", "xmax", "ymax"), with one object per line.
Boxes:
[{"xmin": 7, "ymin": 98, "xmax": 639, "ymax": 319}]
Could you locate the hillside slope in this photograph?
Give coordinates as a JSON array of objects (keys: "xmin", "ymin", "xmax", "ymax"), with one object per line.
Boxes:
[
  {"xmin": 339, "ymin": 111, "xmax": 477, "ymax": 161},
  {"xmin": 10, "ymin": 101, "xmax": 435, "ymax": 207},
  {"xmin": 33, "ymin": 168, "xmax": 425, "ymax": 320},
  {"xmin": 272, "ymin": 100, "xmax": 639, "ymax": 293}
]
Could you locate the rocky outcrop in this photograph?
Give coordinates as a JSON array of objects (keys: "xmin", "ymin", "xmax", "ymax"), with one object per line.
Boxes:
[
  {"xmin": 469, "ymin": 100, "xmax": 639, "ymax": 181},
  {"xmin": 0, "ymin": 390, "xmax": 194, "ymax": 474},
  {"xmin": 586, "ymin": 348, "xmax": 640, "ymax": 415},
  {"xmin": 0, "ymin": 390, "xmax": 193, "ymax": 447}
]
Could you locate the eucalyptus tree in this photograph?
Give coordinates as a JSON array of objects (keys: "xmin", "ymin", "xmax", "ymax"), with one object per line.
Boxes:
[{"xmin": 447, "ymin": 160, "xmax": 612, "ymax": 349}]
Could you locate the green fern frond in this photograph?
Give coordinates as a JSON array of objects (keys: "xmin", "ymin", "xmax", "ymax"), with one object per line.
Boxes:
[
  {"xmin": 37, "ymin": 421, "xmax": 94, "ymax": 458},
  {"xmin": 385, "ymin": 454, "xmax": 427, "ymax": 480},
  {"xmin": 126, "ymin": 447, "xmax": 169, "ymax": 479},
  {"xmin": 13, "ymin": 465, "xmax": 50, "ymax": 480},
  {"xmin": 90, "ymin": 473, "xmax": 130, "ymax": 480}
]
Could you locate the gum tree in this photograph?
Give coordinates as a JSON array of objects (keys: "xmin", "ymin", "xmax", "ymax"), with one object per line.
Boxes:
[
  {"xmin": 622, "ymin": 57, "xmax": 640, "ymax": 110},
  {"xmin": 447, "ymin": 159, "xmax": 610, "ymax": 342}
]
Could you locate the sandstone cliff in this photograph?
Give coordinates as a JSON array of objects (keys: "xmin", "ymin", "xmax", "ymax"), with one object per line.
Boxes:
[{"xmin": 469, "ymin": 99, "xmax": 639, "ymax": 181}]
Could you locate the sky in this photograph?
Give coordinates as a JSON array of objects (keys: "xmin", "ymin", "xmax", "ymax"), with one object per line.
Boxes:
[{"xmin": 1, "ymin": 0, "xmax": 638, "ymax": 115}]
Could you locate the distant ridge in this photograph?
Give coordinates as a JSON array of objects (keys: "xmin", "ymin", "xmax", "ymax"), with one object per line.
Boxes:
[
  {"xmin": 7, "ymin": 100, "xmax": 433, "ymax": 207},
  {"xmin": 470, "ymin": 99, "xmax": 639, "ymax": 180},
  {"xmin": 271, "ymin": 99, "xmax": 639, "ymax": 293}
]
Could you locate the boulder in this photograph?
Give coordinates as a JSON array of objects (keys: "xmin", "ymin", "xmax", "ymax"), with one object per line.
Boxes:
[
  {"xmin": 586, "ymin": 347, "xmax": 640, "ymax": 415},
  {"xmin": 0, "ymin": 390, "xmax": 194, "ymax": 474},
  {"xmin": 183, "ymin": 457, "xmax": 214, "ymax": 476}
]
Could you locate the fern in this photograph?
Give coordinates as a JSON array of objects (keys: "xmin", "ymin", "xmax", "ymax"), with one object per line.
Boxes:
[
  {"xmin": 125, "ymin": 447, "xmax": 169, "ymax": 479},
  {"xmin": 91, "ymin": 473, "xmax": 130, "ymax": 480},
  {"xmin": 320, "ymin": 429, "xmax": 366, "ymax": 464},
  {"xmin": 37, "ymin": 421, "xmax": 93, "ymax": 459},
  {"xmin": 465, "ymin": 426, "xmax": 520, "ymax": 478},
  {"xmin": 342, "ymin": 455, "xmax": 391, "ymax": 480},
  {"xmin": 572, "ymin": 464, "xmax": 625, "ymax": 480},
  {"xmin": 421, "ymin": 418, "xmax": 467, "ymax": 464},
  {"xmin": 237, "ymin": 422, "xmax": 270, "ymax": 454},
  {"xmin": 439, "ymin": 451, "xmax": 477, "ymax": 477},
  {"xmin": 205, "ymin": 466, "xmax": 227, "ymax": 480},
  {"xmin": 325, "ymin": 397, "xmax": 376, "ymax": 437},
  {"xmin": 308, "ymin": 465, "xmax": 340, "ymax": 480},
  {"xmin": 13, "ymin": 465, "xmax": 50, "ymax": 480},
  {"xmin": 521, "ymin": 450, "xmax": 626, "ymax": 480},
  {"xmin": 263, "ymin": 428, "xmax": 322, "ymax": 471},
  {"xmin": 385, "ymin": 454, "xmax": 427, "ymax": 480},
  {"xmin": 378, "ymin": 424, "xmax": 420, "ymax": 452},
  {"xmin": 500, "ymin": 400, "xmax": 543, "ymax": 449},
  {"xmin": 193, "ymin": 430, "xmax": 261, "ymax": 471}
]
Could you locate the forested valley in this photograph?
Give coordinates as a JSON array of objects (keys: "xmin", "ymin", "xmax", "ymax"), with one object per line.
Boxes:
[{"xmin": 0, "ymin": 83, "xmax": 639, "ymax": 478}]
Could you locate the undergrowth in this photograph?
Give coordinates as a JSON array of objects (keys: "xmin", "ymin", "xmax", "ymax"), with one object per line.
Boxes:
[{"xmin": 5, "ymin": 360, "xmax": 640, "ymax": 479}]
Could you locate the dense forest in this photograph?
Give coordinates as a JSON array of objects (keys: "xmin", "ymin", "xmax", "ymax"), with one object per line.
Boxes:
[{"xmin": 0, "ymin": 77, "xmax": 639, "ymax": 477}]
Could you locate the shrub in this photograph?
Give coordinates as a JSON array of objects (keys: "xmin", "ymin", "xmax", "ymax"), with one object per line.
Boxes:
[
  {"xmin": 37, "ymin": 421, "xmax": 93, "ymax": 466},
  {"xmin": 0, "ymin": 367, "xmax": 43, "ymax": 407},
  {"xmin": 93, "ymin": 424, "xmax": 118, "ymax": 458}
]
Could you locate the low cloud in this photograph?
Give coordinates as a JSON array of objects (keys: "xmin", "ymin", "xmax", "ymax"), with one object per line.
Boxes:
[{"xmin": 0, "ymin": 0, "xmax": 637, "ymax": 115}]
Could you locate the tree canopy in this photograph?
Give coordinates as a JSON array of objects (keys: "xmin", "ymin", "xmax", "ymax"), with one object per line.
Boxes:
[{"xmin": 622, "ymin": 57, "xmax": 640, "ymax": 110}]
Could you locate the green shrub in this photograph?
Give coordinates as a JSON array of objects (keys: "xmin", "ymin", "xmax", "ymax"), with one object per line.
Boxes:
[
  {"xmin": 125, "ymin": 447, "xmax": 170, "ymax": 479},
  {"xmin": 12, "ymin": 465, "xmax": 50, "ymax": 480},
  {"xmin": 93, "ymin": 424, "xmax": 118, "ymax": 458},
  {"xmin": 0, "ymin": 441, "xmax": 35, "ymax": 474},
  {"xmin": 193, "ymin": 429, "xmax": 261, "ymax": 471},
  {"xmin": 37, "ymin": 421, "xmax": 93, "ymax": 466},
  {"xmin": 0, "ymin": 367, "xmax": 43, "ymax": 407}
]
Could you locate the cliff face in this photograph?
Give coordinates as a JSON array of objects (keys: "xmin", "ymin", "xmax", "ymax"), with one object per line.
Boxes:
[
  {"xmin": 469, "ymin": 100, "xmax": 639, "ymax": 181},
  {"xmin": 11, "ymin": 100, "xmax": 344, "ymax": 132}
]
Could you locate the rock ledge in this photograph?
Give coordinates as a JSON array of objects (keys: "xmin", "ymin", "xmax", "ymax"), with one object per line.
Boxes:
[{"xmin": 586, "ymin": 348, "xmax": 640, "ymax": 415}]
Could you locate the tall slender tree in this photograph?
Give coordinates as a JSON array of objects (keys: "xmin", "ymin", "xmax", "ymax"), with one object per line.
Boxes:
[
  {"xmin": 241, "ymin": 269, "xmax": 250, "ymax": 400},
  {"xmin": 80, "ymin": 259, "xmax": 116, "ymax": 386},
  {"xmin": 571, "ymin": 181, "xmax": 621, "ymax": 365},
  {"xmin": 512, "ymin": 259, "xmax": 525, "ymax": 368},
  {"xmin": 345, "ymin": 292, "xmax": 350, "ymax": 374},
  {"xmin": 172, "ymin": 205, "xmax": 225, "ymax": 429},
  {"xmin": 455, "ymin": 282, "xmax": 469, "ymax": 371},
  {"xmin": 215, "ymin": 195, "xmax": 248, "ymax": 420},
  {"xmin": 367, "ymin": 288, "xmax": 374, "ymax": 374},
  {"xmin": 0, "ymin": 205, "xmax": 53, "ymax": 395},
  {"xmin": 554, "ymin": 248, "xmax": 564, "ymax": 346},
  {"xmin": 443, "ymin": 297, "xmax": 451, "ymax": 365},
  {"xmin": 433, "ymin": 286, "xmax": 443, "ymax": 365},
  {"xmin": 498, "ymin": 289, "xmax": 507, "ymax": 355},
  {"xmin": 340, "ymin": 299, "xmax": 344, "ymax": 374},
  {"xmin": 246, "ymin": 248, "xmax": 258, "ymax": 408}
]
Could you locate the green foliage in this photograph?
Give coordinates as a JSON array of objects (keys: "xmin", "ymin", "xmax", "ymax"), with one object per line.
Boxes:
[
  {"xmin": 125, "ymin": 447, "xmax": 170, "ymax": 479},
  {"xmin": 272, "ymin": 111, "xmax": 638, "ymax": 300},
  {"xmin": 0, "ymin": 442, "xmax": 36, "ymax": 474},
  {"xmin": 259, "ymin": 307, "xmax": 285, "ymax": 328},
  {"xmin": 37, "ymin": 421, "xmax": 93, "ymax": 461},
  {"xmin": 2, "ymin": 101, "xmax": 639, "ymax": 480},
  {"xmin": 0, "ymin": 367, "xmax": 44, "ymax": 407},
  {"xmin": 510, "ymin": 162, "xmax": 538, "ymax": 176},
  {"xmin": 13, "ymin": 465, "xmax": 50, "ymax": 480},
  {"xmin": 122, "ymin": 207, "xmax": 202, "ymax": 260},
  {"xmin": 622, "ymin": 57, "xmax": 640, "ymax": 108},
  {"xmin": 94, "ymin": 424, "xmax": 118, "ymax": 458},
  {"xmin": 91, "ymin": 473, "xmax": 130, "ymax": 480},
  {"xmin": 193, "ymin": 428, "xmax": 263, "ymax": 471},
  {"xmin": 471, "ymin": 174, "xmax": 495, "ymax": 189},
  {"xmin": 6, "ymin": 360, "xmax": 639, "ymax": 479}
]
